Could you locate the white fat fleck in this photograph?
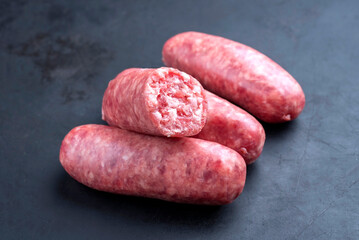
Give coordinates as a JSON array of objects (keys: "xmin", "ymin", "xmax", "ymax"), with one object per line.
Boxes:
[
  {"xmin": 152, "ymin": 111, "xmax": 162, "ymax": 121},
  {"xmin": 122, "ymin": 152, "xmax": 133, "ymax": 161},
  {"xmin": 139, "ymin": 181, "xmax": 147, "ymax": 189},
  {"xmin": 172, "ymin": 77, "xmax": 181, "ymax": 85},
  {"xmin": 101, "ymin": 108, "xmax": 105, "ymax": 120},
  {"xmin": 157, "ymin": 68, "xmax": 166, "ymax": 78},
  {"xmin": 192, "ymin": 84, "xmax": 201, "ymax": 94},
  {"xmin": 101, "ymin": 161, "xmax": 105, "ymax": 168},
  {"xmin": 195, "ymin": 108, "xmax": 202, "ymax": 116},
  {"xmin": 147, "ymin": 85, "xmax": 159, "ymax": 95},
  {"xmin": 181, "ymin": 72, "xmax": 191, "ymax": 82},
  {"xmin": 167, "ymin": 109, "xmax": 178, "ymax": 121},
  {"xmin": 188, "ymin": 96, "xmax": 200, "ymax": 108},
  {"xmin": 194, "ymin": 38, "xmax": 203, "ymax": 48},
  {"xmin": 167, "ymin": 187, "xmax": 176, "ymax": 196},
  {"xmin": 93, "ymin": 136, "xmax": 102, "ymax": 144},
  {"xmin": 242, "ymin": 72, "xmax": 252, "ymax": 80},
  {"xmin": 89, "ymin": 172, "xmax": 94, "ymax": 180},
  {"xmin": 114, "ymin": 82, "xmax": 121, "ymax": 94},
  {"xmin": 147, "ymin": 94, "xmax": 158, "ymax": 109},
  {"xmin": 167, "ymin": 97, "xmax": 181, "ymax": 108},
  {"xmin": 253, "ymin": 63, "xmax": 268, "ymax": 76}
]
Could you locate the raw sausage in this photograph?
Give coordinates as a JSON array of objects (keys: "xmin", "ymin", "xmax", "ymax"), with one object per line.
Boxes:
[
  {"xmin": 59, "ymin": 124, "xmax": 246, "ymax": 205},
  {"xmin": 194, "ymin": 91, "xmax": 265, "ymax": 164},
  {"xmin": 102, "ymin": 67, "xmax": 207, "ymax": 137},
  {"xmin": 162, "ymin": 32, "xmax": 305, "ymax": 123}
]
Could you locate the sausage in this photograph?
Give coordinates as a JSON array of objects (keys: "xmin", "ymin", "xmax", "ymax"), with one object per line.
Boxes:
[
  {"xmin": 194, "ymin": 91, "xmax": 265, "ymax": 164},
  {"xmin": 102, "ymin": 67, "xmax": 208, "ymax": 137},
  {"xmin": 59, "ymin": 124, "xmax": 246, "ymax": 205},
  {"xmin": 162, "ymin": 31, "xmax": 305, "ymax": 123}
]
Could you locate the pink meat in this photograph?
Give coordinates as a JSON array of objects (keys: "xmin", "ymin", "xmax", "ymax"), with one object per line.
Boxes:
[
  {"xmin": 59, "ymin": 124, "xmax": 246, "ymax": 205},
  {"xmin": 102, "ymin": 67, "xmax": 207, "ymax": 137},
  {"xmin": 162, "ymin": 32, "xmax": 305, "ymax": 123},
  {"xmin": 195, "ymin": 91, "xmax": 265, "ymax": 164}
]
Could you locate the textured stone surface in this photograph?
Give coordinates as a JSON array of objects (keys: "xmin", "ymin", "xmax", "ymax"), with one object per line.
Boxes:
[{"xmin": 1, "ymin": 0, "xmax": 359, "ymax": 239}]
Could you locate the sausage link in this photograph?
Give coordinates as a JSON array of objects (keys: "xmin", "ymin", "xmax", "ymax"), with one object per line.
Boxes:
[
  {"xmin": 59, "ymin": 124, "xmax": 246, "ymax": 205},
  {"xmin": 195, "ymin": 91, "xmax": 265, "ymax": 164},
  {"xmin": 102, "ymin": 67, "xmax": 207, "ymax": 137},
  {"xmin": 162, "ymin": 32, "xmax": 305, "ymax": 123}
]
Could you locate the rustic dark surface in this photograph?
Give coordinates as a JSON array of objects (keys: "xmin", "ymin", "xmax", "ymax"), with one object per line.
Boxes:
[{"xmin": 1, "ymin": 0, "xmax": 358, "ymax": 239}]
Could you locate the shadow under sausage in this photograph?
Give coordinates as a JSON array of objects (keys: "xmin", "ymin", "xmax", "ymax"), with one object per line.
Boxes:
[
  {"xmin": 55, "ymin": 170, "xmax": 238, "ymax": 229},
  {"xmin": 244, "ymin": 162, "xmax": 260, "ymax": 195},
  {"xmin": 261, "ymin": 120, "xmax": 299, "ymax": 141},
  {"xmin": 246, "ymin": 163, "xmax": 257, "ymax": 180}
]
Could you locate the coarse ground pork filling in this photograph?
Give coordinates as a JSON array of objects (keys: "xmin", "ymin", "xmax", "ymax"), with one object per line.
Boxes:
[{"xmin": 146, "ymin": 69, "xmax": 206, "ymax": 137}]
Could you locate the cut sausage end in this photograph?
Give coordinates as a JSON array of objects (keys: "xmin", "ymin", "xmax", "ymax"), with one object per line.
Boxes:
[{"xmin": 146, "ymin": 68, "xmax": 207, "ymax": 137}]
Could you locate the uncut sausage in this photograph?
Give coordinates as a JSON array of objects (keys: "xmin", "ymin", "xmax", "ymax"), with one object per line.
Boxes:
[
  {"xmin": 102, "ymin": 67, "xmax": 207, "ymax": 137},
  {"xmin": 194, "ymin": 91, "xmax": 265, "ymax": 164},
  {"xmin": 162, "ymin": 31, "xmax": 305, "ymax": 123},
  {"xmin": 59, "ymin": 124, "xmax": 246, "ymax": 205}
]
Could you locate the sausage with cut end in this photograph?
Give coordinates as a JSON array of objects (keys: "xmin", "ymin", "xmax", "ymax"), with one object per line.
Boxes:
[
  {"xmin": 194, "ymin": 91, "xmax": 265, "ymax": 164},
  {"xmin": 102, "ymin": 67, "xmax": 208, "ymax": 137},
  {"xmin": 162, "ymin": 31, "xmax": 305, "ymax": 123},
  {"xmin": 59, "ymin": 124, "xmax": 246, "ymax": 205}
]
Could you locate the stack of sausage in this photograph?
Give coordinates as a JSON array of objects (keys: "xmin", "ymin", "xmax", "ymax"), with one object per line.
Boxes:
[{"xmin": 60, "ymin": 32, "xmax": 305, "ymax": 205}]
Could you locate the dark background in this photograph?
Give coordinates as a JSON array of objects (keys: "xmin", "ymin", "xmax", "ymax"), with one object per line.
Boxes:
[{"xmin": 1, "ymin": 0, "xmax": 358, "ymax": 239}]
